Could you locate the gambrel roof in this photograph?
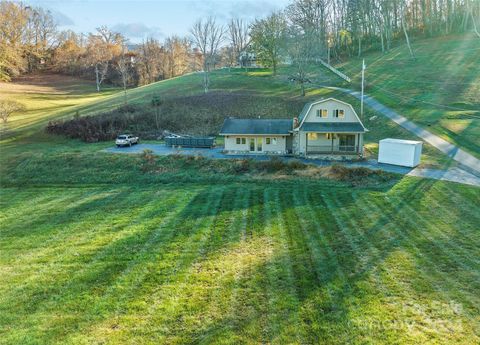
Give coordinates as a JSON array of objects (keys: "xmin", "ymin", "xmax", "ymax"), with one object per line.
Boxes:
[{"xmin": 297, "ymin": 97, "xmax": 367, "ymax": 132}]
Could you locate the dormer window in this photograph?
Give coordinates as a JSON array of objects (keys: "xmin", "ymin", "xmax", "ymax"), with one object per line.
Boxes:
[
  {"xmin": 334, "ymin": 109, "xmax": 345, "ymax": 118},
  {"xmin": 316, "ymin": 109, "xmax": 328, "ymax": 118}
]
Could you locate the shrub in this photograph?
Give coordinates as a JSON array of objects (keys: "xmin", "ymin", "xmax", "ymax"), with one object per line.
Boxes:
[
  {"xmin": 232, "ymin": 159, "xmax": 252, "ymax": 174},
  {"xmin": 140, "ymin": 149, "xmax": 156, "ymax": 173},
  {"xmin": 45, "ymin": 91, "xmax": 306, "ymax": 142},
  {"xmin": 256, "ymin": 157, "xmax": 290, "ymax": 173},
  {"xmin": 327, "ymin": 164, "xmax": 390, "ymax": 184}
]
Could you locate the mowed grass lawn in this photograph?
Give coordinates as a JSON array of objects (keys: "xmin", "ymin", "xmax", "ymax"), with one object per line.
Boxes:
[
  {"xmin": 1, "ymin": 176, "xmax": 479, "ymax": 344},
  {"xmin": 1, "ymin": 71, "xmax": 479, "ymax": 344},
  {"xmin": 332, "ymin": 34, "xmax": 480, "ymax": 159},
  {"xmin": 0, "ymin": 74, "xmax": 119, "ymax": 140},
  {"xmin": 2, "ymin": 68, "xmax": 457, "ymax": 168}
]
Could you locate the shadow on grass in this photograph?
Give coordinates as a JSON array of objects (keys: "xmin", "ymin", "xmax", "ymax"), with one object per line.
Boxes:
[{"xmin": 1, "ymin": 177, "xmax": 478, "ymax": 344}]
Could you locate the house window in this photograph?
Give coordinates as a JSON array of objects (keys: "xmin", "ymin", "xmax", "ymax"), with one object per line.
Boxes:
[
  {"xmin": 307, "ymin": 133, "xmax": 318, "ymax": 140},
  {"xmin": 266, "ymin": 138, "xmax": 277, "ymax": 145},
  {"xmin": 334, "ymin": 109, "xmax": 345, "ymax": 118},
  {"xmin": 326, "ymin": 133, "xmax": 337, "ymax": 140},
  {"xmin": 316, "ymin": 109, "xmax": 328, "ymax": 118},
  {"xmin": 242, "ymin": 138, "xmax": 246, "ymax": 144},
  {"xmin": 236, "ymin": 138, "xmax": 246, "ymax": 145}
]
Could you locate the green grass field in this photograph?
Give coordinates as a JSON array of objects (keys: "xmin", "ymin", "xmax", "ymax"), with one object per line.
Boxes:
[
  {"xmin": 1, "ymin": 44, "xmax": 479, "ymax": 344},
  {"xmin": 0, "ymin": 74, "xmax": 119, "ymax": 140},
  {"xmin": 331, "ymin": 34, "xmax": 480, "ymax": 159},
  {"xmin": 1, "ymin": 172, "xmax": 479, "ymax": 344},
  {"xmin": 1, "ymin": 65, "xmax": 459, "ymax": 168}
]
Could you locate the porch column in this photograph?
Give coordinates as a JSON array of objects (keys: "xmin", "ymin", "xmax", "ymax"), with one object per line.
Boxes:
[{"xmin": 305, "ymin": 133, "xmax": 308, "ymax": 155}]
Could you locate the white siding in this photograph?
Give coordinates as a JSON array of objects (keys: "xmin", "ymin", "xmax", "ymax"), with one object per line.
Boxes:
[
  {"xmin": 378, "ymin": 139, "xmax": 422, "ymax": 167},
  {"xmin": 296, "ymin": 99, "xmax": 365, "ymax": 156},
  {"xmin": 302, "ymin": 99, "xmax": 359, "ymax": 124},
  {"xmin": 224, "ymin": 135, "xmax": 287, "ymax": 154}
]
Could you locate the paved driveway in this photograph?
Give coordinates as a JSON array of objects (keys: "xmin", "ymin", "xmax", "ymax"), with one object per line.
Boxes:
[
  {"xmin": 104, "ymin": 144, "xmax": 480, "ymax": 187},
  {"xmin": 321, "ymin": 86, "xmax": 480, "ymax": 176}
]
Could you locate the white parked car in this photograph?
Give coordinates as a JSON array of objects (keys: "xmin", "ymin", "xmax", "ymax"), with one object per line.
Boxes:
[{"xmin": 115, "ymin": 134, "xmax": 139, "ymax": 147}]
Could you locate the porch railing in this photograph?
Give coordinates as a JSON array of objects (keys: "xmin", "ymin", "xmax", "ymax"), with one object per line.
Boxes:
[{"xmin": 306, "ymin": 145, "xmax": 359, "ymax": 154}]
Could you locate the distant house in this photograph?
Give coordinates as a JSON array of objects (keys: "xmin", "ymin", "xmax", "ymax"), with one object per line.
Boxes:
[
  {"xmin": 238, "ymin": 50, "xmax": 258, "ymax": 68},
  {"xmin": 220, "ymin": 98, "xmax": 368, "ymax": 157}
]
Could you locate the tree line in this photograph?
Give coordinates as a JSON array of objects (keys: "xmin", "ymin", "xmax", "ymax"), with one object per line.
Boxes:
[
  {"xmin": 250, "ymin": 0, "xmax": 479, "ymax": 74},
  {"xmin": 1, "ymin": 0, "xmax": 479, "ymax": 91}
]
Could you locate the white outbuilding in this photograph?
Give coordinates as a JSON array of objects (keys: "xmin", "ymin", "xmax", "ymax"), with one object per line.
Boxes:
[{"xmin": 378, "ymin": 138, "xmax": 423, "ymax": 168}]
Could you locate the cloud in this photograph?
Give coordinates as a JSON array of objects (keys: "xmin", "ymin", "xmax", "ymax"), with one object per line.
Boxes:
[
  {"xmin": 111, "ymin": 22, "xmax": 163, "ymax": 40},
  {"xmin": 191, "ymin": 0, "xmax": 287, "ymax": 21}
]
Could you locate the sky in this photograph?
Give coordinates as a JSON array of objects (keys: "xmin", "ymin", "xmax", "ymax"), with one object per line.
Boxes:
[{"xmin": 22, "ymin": 0, "xmax": 291, "ymax": 43}]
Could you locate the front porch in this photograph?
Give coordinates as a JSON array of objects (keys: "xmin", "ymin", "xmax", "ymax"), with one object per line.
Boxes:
[{"xmin": 305, "ymin": 133, "xmax": 363, "ymax": 155}]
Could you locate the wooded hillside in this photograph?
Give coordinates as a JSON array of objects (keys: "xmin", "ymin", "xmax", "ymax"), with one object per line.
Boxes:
[{"xmin": 1, "ymin": 0, "xmax": 478, "ymax": 88}]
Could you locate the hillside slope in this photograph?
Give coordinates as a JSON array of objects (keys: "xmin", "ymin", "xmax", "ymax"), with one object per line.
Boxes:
[
  {"xmin": 1, "ymin": 42, "xmax": 479, "ymax": 345},
  {"xmin": 329, "ymin": 34, "xmax": 480, "ymax": 158},
  {"xmin": 3, "ymin": 42, "xmax": 476, "ymax": 170}
]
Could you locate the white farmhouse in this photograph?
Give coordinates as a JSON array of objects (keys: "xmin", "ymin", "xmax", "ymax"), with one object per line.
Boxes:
[{"xmin": 220, "ymin": 98, "xmax": 368, "ymax": 158}]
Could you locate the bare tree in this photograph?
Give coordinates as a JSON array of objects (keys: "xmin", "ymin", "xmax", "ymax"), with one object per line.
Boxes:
[
  {"xmin": 401, "ymin": 3, "xmax": 416, "ymax": 60},
  {"xmin": 287, "ymin": 28, "xmax": 312, "ymax": 96},
  {"xmin": 164, "ymin": 36, "xmax": 191, "ymax": 78},
  {"xmin": 116, "ymin": 42, "xmax": 130, "ymax": 106},
  {"xmin": 136, "ymin": 38, "xmax": 165, "ymax": 85},
  {"xmin": 151, "ymin": 95, "xmax": 163, "ymax": 131},
  {"xmin": 190, "ymin": 17, "xmax": 225, "ymax": 93},
  {"xmin": 0, "ymin": 100, "xmax": 25, "ymax": 124},
  {"xmin": 286, "ymin": 0, "xmax": 330, "ymax": 58},
  {"xmin": 86, "ymin": 26, "xmax": 122, "ymax": 92},
  {"xmin": 469, "ymin": 1, "xmax": 480, "ymax": 38},
  {"xmin": 227, "ymin": 18, "xmax": 250, "ymax": 66},
  {"xmin": 24, "ymin": 6, "xmax": 58, "ymax": 71}
]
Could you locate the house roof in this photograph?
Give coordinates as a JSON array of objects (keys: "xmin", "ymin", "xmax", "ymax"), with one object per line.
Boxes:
[
  {"xmin": 219, "ymin": 118, "xmax": 292, "ymax": 135},
  {"xmin": 299, "ymin": 98, "xmax": 355, "ymax": 122},
  {"xmin": 298, "ymin": 101, "xmax": 315, "ymax": 122},
  {"xmin": 300, "ymin": 122, "xmax": 367, "ymax": 133}
]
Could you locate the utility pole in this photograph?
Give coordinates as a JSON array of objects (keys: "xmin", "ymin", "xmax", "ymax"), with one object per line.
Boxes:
[
  {"xmin": 327, "ymin": 39, "xmax": 331, "ymax": 65},
  {"xmin": 361, "ymin": 59, "xmax": 366, "ymax": 120}
]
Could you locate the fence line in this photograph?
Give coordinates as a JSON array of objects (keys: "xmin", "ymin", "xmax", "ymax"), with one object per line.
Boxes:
[{"xmin": 314, "ymin": 58, "xmax": 351, "ymax": 83}]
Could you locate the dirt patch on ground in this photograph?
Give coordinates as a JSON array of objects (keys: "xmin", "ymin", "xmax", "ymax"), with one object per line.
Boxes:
[
  {"xmin": 161, "ymin": 91, "xmax": 305, "ymax": 119},
  {"xmin": 47, "ymin": 91, "xmax": 307, "ymax": 141}
]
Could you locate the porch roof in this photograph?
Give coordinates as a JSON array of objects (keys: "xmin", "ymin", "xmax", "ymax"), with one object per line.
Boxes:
[{"xmin": 300, "ymin": 122, "xmax": 366, "ymax": 133}]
